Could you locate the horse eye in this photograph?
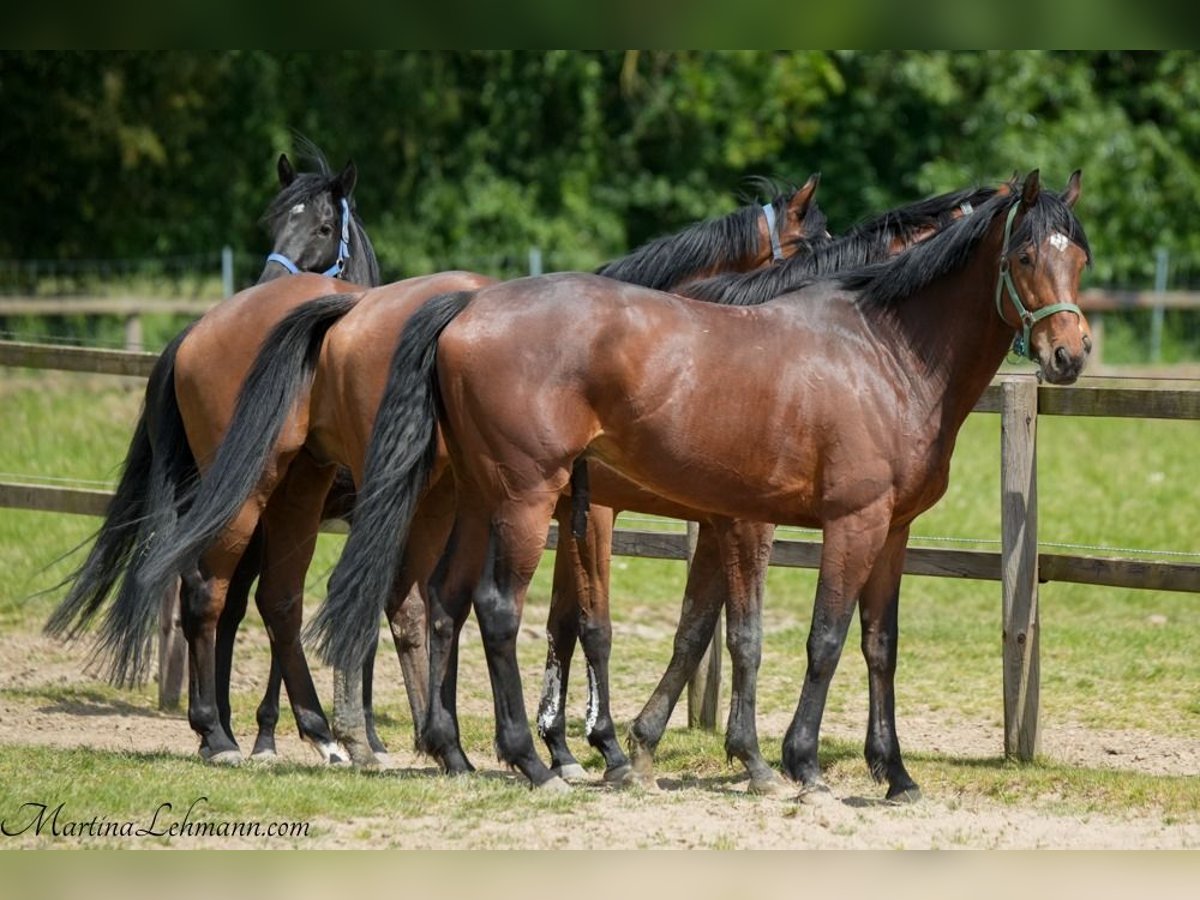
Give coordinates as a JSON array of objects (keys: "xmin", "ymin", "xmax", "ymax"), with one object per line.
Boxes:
[
  {"xmin": 319, "ymin": 224, "xmax": 334, "ymax": 237},
  {"xmin": 1018, "ymin": 253, "xmax": 1032, "ymax": 266}
]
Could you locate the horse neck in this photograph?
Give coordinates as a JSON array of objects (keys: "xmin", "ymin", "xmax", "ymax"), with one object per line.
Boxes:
[{"xmin": 882, "ymin": 224, "xmax": 1017, "ymax": 433}]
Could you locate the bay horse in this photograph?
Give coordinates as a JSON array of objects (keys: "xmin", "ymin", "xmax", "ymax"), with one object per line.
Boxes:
[
  {"xmin": 161, "ymin": 178, "xmax": 999, "ymax": 787},
  {"xmin": 310, "ymin": 170, "xmax": 1090, "ymax": 798},
  {"xmin": 123, "ymin": 177, "xmax": 828, "ymax": 766},
  {"xmin": 47, "ymin": 143, "xmax": 380, "ymax": 765}
]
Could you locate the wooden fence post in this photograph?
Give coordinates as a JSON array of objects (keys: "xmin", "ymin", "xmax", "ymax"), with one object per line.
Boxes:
[
  {"xmin": 685, "ymin": 520, "xmax": 722, "ymax": 730},
  {"xmin": 157, "ymin": 582, "xmax": 187, "ymax": 711},
  {"xmin": 1000, "ymin": 376, "xmax": 1040, "ymax": 761},
  {"xmin": 123, "ymin": 314, "xmax": 143, "ymax": 351}
]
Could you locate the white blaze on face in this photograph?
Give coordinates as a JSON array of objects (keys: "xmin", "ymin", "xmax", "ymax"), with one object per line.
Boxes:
[
  {"xmin": 1049, "ymin": 232, "xmax": 1070, "ymax": 252},
  {"xmin": 290, "ymin": 202, "xmax": 306, "ymax": 215}
]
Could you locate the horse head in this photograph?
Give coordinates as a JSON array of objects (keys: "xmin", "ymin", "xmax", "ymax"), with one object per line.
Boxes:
[{"xmin": 995, "ymin": 169, "xmax": 1091, "ymax": 384}]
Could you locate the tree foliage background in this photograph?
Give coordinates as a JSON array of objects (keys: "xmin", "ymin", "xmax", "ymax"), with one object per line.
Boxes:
[{"xmin": 3, "ymin": 50, "xmax": 1199, "ymax": 289}]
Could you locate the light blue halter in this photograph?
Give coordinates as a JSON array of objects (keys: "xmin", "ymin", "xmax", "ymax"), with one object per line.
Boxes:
[
  {"xmin": 266, "ymin": 197, "xmax": 352, "ymax": 278},
  {"xmin": 761, "ymin": 203, "xmax": 784, "ymax": 262},
  {"xmin": 994, "ymin": 202, "xmax": 1083, "ymax": 360}
]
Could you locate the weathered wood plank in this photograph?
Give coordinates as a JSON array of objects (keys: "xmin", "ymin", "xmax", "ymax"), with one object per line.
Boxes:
[
  {"xmin": 0, "ymin": 297, "xmax": 215, "ymax": 316},
  {"xmin": 0, "ymin": 341, "xmax": 158, "ymax": 377},
  {"xmin": 1078, "ymin": 288, "xmax": 1200, "ymax": 311},
  {"xmin": 0, "ymin": 482, "xmax": 115, "ymax": 516},
  {"xmin": 1000, "ymin": 377, "xmax": 1041, "ymax": 762},
  {"xmin": 1037, "ymin": 385, "xmax": 1200, "ymax": 420},
  {"xmin": 1039, "ymin": 553, "xmax": 1200, "ymax": 593}
]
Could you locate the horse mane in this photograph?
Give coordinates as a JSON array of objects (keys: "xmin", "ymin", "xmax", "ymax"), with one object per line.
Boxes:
[
  {"xmin": 594, "ymin": 180, "xmax": 829, "ymax": 291},
  {"xmin": 261, "ymin": 135, "xmax": 380, "ymax": 286},
  {"xmin": 839, "ymin": 179, "xmax": 1091, "ymax": 310},
  {"xmin": 680, "ymin": 183, "xmax": 1002, "ymax": 307}
]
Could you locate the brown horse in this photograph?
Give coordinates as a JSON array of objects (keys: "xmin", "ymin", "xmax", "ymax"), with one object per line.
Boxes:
[
  {"xmin": 148, "ymin": 179, "xmax": 995, "ymax": 784},
  {"xmin": 127, "ymin": 177, "xmax": 827, "ymax": 765},
  {"xmin": 48, "ymin": 145, "xmax": 380, "ymax": 764},
  {"xmin": 311, "ymin": 170, "xmax": 1090, "ymax": 798}
]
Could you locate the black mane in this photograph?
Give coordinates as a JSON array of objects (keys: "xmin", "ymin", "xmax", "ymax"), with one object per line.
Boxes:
[
  {"xmin": 595, "ymin": 182, "xmax": 828, "ymax": 292},
  {"xmin": 681, "ymin": 184, "xmax": 1000, "ymax": 307},
  {"xmin": 838, "ymin": 180, "xmax": 1091, "ymax": 310}
]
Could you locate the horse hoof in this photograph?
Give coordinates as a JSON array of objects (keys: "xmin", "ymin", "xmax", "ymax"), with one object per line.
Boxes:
[
  {"xmin": 748, "ymin": 773, "xmax": 792, "ymax": 797},
  {"xmin": 796, "ymin": 783, "xmax": 836, "ymax": 806},
  {"xmin": 203, "ymin": 749, "xmax": 244, "ymax": 767},
  {"xmin": 618, "ymin": 770, "xmax": 659, "ymax": 792},
  {"xmin": 249, "ymin": 749, "xmax": 279, "ymax": 764},
  {"xmin": 552, "ymin": 763, "xmax": 589, "ymax": 783},
  {"xmin": 372, "ymin": 752, "xmax": 394, "ymax": 770},
  {"xmin": 886, "ymin": 786, "xmax": 922, "ymax": 805},
  {"xmin": 314, "ymin": 741, "xmax": 352, "ymax": 766},
  {"xmin": 536, "ymin": 776, "xmax": 572, "ymax": 794},
  {"xmin": 603, "ymin": 763, "xmax": 633, "ymax": 785}
]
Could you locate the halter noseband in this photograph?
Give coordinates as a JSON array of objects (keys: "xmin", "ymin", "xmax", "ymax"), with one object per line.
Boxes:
[
  {"xmin": 761, "ymin": 203, "xmax": 785, "ymax": 262},
  {"xmin": 266, "ymin": 197, "xmax": 352, "ymax": 278},
  {"xmin": 994, "ymin": 202, "xmax": 1083, "ymax": 360}
]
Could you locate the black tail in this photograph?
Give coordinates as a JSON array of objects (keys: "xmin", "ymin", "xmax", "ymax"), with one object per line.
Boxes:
[
  {"xmin": 307, "ymin": 290, "xmax": 474, "ymax": 673},
  {"xmin": 135, "ymin": 293, "xmax": 361, "ymax": 621},
  {"xmin": 45, "ymin": 327, "xmax": 199, "ymax": 686}
]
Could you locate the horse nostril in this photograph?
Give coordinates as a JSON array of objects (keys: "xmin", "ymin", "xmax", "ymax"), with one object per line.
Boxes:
[
  {"xmin": 1083, "ymin": 334, "xmax": 1093, "ymax": 353},
  {"xmin": 1054, "ymin": 346, "xmax": 1070, "ymax": 370}
]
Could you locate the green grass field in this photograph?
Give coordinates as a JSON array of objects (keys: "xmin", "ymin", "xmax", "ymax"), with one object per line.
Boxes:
[{"xmin": 0, "ymin": 369, "xmax": 1197, "ymax": 847}]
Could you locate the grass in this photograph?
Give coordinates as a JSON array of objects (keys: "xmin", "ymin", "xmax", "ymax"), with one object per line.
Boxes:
[{"xmin": 0, "ymin": 371, "xmax": 1198, "ymax": 846}]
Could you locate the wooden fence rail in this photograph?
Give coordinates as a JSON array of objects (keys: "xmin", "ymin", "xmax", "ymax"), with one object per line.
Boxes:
[
  {"xmin": 3, "ymin": 340, "xmax": 1199, "ymax": 760},
  {"xmin": 4, "ymin": 287, "xmax": 1197, "ymax": 353}
]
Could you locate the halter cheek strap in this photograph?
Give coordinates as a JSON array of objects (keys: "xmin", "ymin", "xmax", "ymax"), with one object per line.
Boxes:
[
  {"xmin": 266, "ymin": 197, "xmax": 353, "ymax": 279},
  {"xmin": 761, "ymin": 203, "xmax": 784, "ymax": 262},
  {"xmin": 994, "ymin": 202, "xmax": 1083, "ymax": 361}
]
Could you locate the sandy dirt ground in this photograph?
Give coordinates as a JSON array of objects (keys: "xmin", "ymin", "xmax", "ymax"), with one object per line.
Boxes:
[{"xmin": 1, "ymin": 621, "xmax": 1197, "ymax": 851}]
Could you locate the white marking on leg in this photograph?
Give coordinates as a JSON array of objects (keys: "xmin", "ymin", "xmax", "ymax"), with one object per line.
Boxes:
[
  {"xmin": 585, "ymin": 663, "xmax": 600, "ymax": 737},
  {"xmin": 537, "ymin": 635, "xmax": 562, "ymax": 737}
]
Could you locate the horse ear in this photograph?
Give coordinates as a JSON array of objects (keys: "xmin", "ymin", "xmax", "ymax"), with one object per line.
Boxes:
[
  {"xmin": 277, "ymin": 153, "xmax": 297, "ymax": 187},
  {"xmin": 1021, "ymin": 169, "xmax": 1041, "ymax": 207},
  {"xmin": 1062, "ymin": 169, "xmax": 1082, "ymax": 208},
  {"xmin": 791, "ymin": 172, "xmax": 821, "ymax": 214},
  {"xmin": 336, "ymin": 160, "xmax": 358, "ymax": 199}
]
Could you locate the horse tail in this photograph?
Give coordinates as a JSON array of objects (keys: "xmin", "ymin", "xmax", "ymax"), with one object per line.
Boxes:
[
  {"xmin": 307, "ymin": 289, "xmax": 475, "ymax": 673},
  {"xmin": 135, "ymin": 293, "xmax": 360, "ymax": 622},
  {"xmin": 45, "ymin": 328, "xmax": 195, "ymax": 671}
]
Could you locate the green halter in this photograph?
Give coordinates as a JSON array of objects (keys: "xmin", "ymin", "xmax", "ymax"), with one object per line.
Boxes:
[{"xmin": 994, "ymin": 202, "xmax": 1083, "ymax": 360}]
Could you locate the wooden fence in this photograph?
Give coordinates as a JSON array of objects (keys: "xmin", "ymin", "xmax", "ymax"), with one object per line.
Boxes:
[
  {"xmin": 2, "ymin": 339, "xmax": 1199, "ymax": 761},
  {"xmin": 3, "ymin": 286, "xmax": 1199, "ymax": 353}
]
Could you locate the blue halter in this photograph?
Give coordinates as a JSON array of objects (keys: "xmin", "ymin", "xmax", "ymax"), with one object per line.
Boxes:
[
  {"xmin": 761, "ymin": 203, "xmax": 784, "ymax": 262},
  {"xmin": 266, "ymin": 197, "xmax": 352, "ymax": 278}
]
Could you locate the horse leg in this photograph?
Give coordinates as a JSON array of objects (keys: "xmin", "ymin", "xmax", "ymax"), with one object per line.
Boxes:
[
  {"xmin": 859, "ymin": 526, "xmax": 920, "ymax": 802},
  {"xmin": 214, "ymin": 526, "xmax": 262, "ymax": 745},
  {"xmin": 781, "ymin": 503, "xmax": 891, "ymax": 796},
  {"xmin": 419, "ymin": 508, "xmax": 489, "ymax": 776},
  {"xmin": 626, "ymin": 521, "xmax": 727, "ymax": 787},
  {"xmin": 569, "ymin": 504, "xmax": 631, "ymax": 782},
  {"xmin": 361, "ymin": 646, "xmax": 388, "ymax": 758},
  {"xmin": 718, "ymin": 520, "xmax": 788, "ymax": 796},
  {"xmin": 255, "ymin": 454, "xmax": 349, "ymax": 764},
  {"xmin": 538, "ymin": 499, "xmax": 627, "ymax": 780},
  {"xmin": 180, "ymin": 559, "xmax": 241, "ymax": 764},
  {"xmin": 383, "ymin": 473, "xmax": 454, "ymax": 748},
  {"xmin": 537, "ymin": 521, "xmax": 584, "ymax": 778},
  {"xmin": 470, "ymin": 496, "xmax": 565, "ymax": 789},
  {"xmin": 252, "ymin": 652, "xmax": 283, "ymax": 759}
]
